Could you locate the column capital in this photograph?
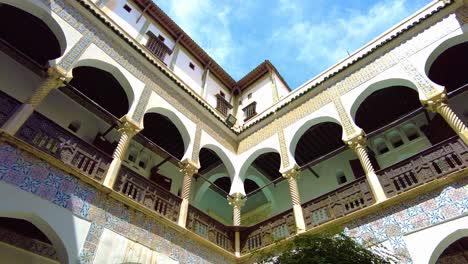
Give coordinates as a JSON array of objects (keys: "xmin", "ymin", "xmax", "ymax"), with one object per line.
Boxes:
[
  {"xmin": 344, "ymin": 131, "xmax": 367, "ymax": 151},
  {"xmin": 281, "ymin": 165, "xmax": 300, "ymax": 180},
  {"xmin": 420, "ymin": 91, "xmax": 448, "ymax": 113},
  {"xmin": 118, "ymin": 116, "xmax": 142, "ymax": 136},
  {"xmin": 179, "ymin": 159, "xmax": 199, "ymax": 177},
  {"xmin": 227, "ymin": 193, "xmax": 246, "ymax": 208}
]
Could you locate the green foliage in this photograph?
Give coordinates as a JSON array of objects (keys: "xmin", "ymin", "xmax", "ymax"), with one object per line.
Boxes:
[{"xmin": 256, "ymin": 232, "xmax": 391, "ymax": 264}]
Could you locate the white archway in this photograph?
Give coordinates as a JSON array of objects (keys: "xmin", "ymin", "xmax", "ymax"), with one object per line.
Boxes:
[
  {"xmin": 0, "ymin": 0, "xmax": 67, "ymax": 56},
  {"xmin": 237, "ymin": 147, "xmax": 280, "ymax": 183},
  {"xmin": 144, "ymin": 106, "xmax": 191, "ymax": 156},
  {"xmin": 429, "ymin": 229, "xmax": 468, "ymax": 264},
  {"xmin": 289, "ymin": 115, "xmax": 342, "ymax": 157},
  {"xmin": 72, "ymin": 58, "xmax": 136, "ymax": 110},
  {"xmin": 197, "ymin": 143, "xmax": 235, "ymax": 178},
  {"xmin": 349, "ymin": 78, "xmax": 419, "ymax": 120},
  {"xmin": 425, "ymin": 33, "xmax": 468, "ymax": 77}
]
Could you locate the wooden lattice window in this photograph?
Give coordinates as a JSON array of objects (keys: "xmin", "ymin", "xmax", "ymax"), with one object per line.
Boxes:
[
  {"xmin": 216, "ymin": 93, "xmax": 232, "ymax": 116},
  {"xmin": 243, "ymin": 101, "xmax": 257, "ymax": 121},
  {"xmin": 145, "ymin": 32, "xmax": 172, "ymax": 63}
]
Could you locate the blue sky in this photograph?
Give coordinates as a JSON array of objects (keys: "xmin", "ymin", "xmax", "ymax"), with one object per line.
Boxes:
[{"xmin": 155, "ymin": 0, "xmax": 430, "ymax": 89}]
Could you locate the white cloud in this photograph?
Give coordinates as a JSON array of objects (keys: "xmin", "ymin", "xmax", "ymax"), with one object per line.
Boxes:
[
  {"xmin": 271, "ymin": 0, "xmax": 412, "ymax": 68},
  {"xmin": 156, "ymin": 0, "xmax": 243, "ymax": 76}
]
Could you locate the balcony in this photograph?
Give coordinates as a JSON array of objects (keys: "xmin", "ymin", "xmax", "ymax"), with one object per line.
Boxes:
[
  {"xmin": 145, "ymin": 32, "xmax": 172, "ymax": 63},
  {"xmin": 1, "ymin": 87, "xmax": 466, "ymax": 255}
]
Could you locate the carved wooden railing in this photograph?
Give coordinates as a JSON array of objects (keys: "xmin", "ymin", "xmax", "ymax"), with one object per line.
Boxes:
[
  {"xmin": 114, "ymin": 165, "xmax": 182, "ymax": 222},
  {"xmin": 16, "ymin": 112, "xmax": 111, "ymax": 182},
  {"xmin": 215, "ymin": 94, "xmax": 232, "ymax": 117},
  {"xmin": 146, "ymin": 32, "xmax": 172, "ymax": 63},
  {"xmin": 0, "ymin": 90, "xmax": 21, "ymax": 127},
  {"xmin": 187, "ymin": 205, "xmax": 234, "ymax": 252},
  {"xmin": 240, "ymin": 209, "xmax": 295, "ymax": 253},
  {"xmin": 302, "ymin": 178, "xmax": 375, "ymax": 229},
  {"xmin": 378, "ymin": 136, "xmax": 467, "ymax": 197}
]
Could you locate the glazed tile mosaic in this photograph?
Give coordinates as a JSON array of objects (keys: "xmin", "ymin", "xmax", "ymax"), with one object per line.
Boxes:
[
  {"xmin": 0, "ymin": 142, "xmax": 233, "ymax": 264},
  {"xmin": 344, "ymin": 176, "xmax": 468, "ymax": 263}
]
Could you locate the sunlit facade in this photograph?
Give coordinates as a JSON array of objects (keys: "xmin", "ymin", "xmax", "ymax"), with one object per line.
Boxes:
[{"xmin": 0, "ymin": 0, "xmax": 467, "ymax": 263}]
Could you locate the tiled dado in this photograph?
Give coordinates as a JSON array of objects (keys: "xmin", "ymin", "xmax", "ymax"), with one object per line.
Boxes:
[
  {"xmin": 0, "ymin": 142, "xmax": 234, "ymax": 264},
  {"xmin": 345, "ymin": 176, "xmax": 468, "ymax": 263}
]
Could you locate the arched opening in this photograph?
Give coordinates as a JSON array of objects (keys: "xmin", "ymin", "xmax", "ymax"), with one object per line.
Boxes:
[
  {"xmin": 294, "ymin": 122, "xmax": 344, "ymax": 167},
  {"xmin": 0, "ymin": 217, "xmax": 59, "ymax": 263},
  {"xmin": 354, "ymin": 86, "xmax": 420, "ymax": 133},
  {"xmin": 0, "ymin": 4, "xmax": 62, "ymax": 66},
  {"xmin": 67, "ymin": 66, "xmax": 130, "ymax": 118},
  {"xmin": 428, "ymin": 42, "xmax": 468, "ymax": 94},
  {"xmin": 436, "ymin": 237, "xmax": 468, "ymax": 263},
  {"xmin": 141, "ymin": 113, "xmax": 185, "ymax": 160}
]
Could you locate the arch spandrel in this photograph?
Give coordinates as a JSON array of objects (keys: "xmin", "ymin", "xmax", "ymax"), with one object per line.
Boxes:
[{"xmin": 197, "ymin": 143, "xmax": 236, "ymax": 179}]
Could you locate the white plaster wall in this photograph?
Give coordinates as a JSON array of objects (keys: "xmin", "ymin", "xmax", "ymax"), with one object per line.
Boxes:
[
  {"xmin": 238, "ymin": 75, "xmax": 273, "ymax": 124},
  {"xmin": 205, "ymin": 74, "xmax": 232, "ymax": 110},
  {"xmin": 0, "ymin": 182, "xmax": 91, "ymax": 264},
  {"xmin": 274, "ymin": 74, "xmax": 290, "ymax": 100},
  {"xmin": 405, "ymin": 215, "xmax": 468, "ymax": 264},
  {"xmin": 101, "ymin": 0, "xmax": 145, "ymax": 39},
  {"xmin": 173, "ymin": 47, "xmax": 204, "ymax": 94}
]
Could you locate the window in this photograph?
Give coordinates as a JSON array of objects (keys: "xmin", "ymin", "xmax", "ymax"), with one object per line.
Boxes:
[
  {"xmin": 68, "ymin": 120, "xmax": 81, "ymax": 133},
  {"xmin": 123, "ymin": 4, "xmax": 132, "ymax": 12},
  {"xmin": 239, "ymin": 99, "xmax": 242, "ymax": 105},
  {"xmin": 336, "ymin": 170, "xmax": 347, "ymax": 184},
  {"xmin": 272, "ymin": 224, "xmax": 289, "ymax": 240},
  {"xmin": 216, "ymin": 93, "xmax": 232, "ymax": 116},
  {"xmin": 247, "ymin": 93, "xmax": 252, "ymax": 99},
  {"xmin": 194, "ymin": 220, "xmax": 208, "ymax": 237},
  {"xmin": 157, "ymin": 34, "xmax": 165, "ymax": 42},
  {"xmin": 374, "ymin": 138, "xmax": 389, "ymax": 155},
  {"xmin": 128, "ymin": 149, "xmax": 137, "ymax": 162},
  {"xmin": 243, "ymin": 102, "xmax": 257, "ymax": 121},
  {"xmin": 138, "ymin": 155, "xmax": 148, "ymax": 169},
  {"xmin": 219, "ymin": 91, "xmax": 225, "ymax": 98},
  {"xmin": 189, "ymin": 62, "xmax": 195, "ymax": 70}
]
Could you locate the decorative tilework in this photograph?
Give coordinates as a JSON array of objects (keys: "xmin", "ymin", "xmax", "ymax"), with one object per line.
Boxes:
[
  {"xmin": 132, "ymin": 85, "xmax": 151, "ymax": 122},
  {"xmin": 345, "ymin": 177, "xmax": 468, "ymax": 264},
  {"xmin": 400, "ymin": 59, "xmax": 438, "ymax": 98},
  {"xmin": 57, "ymin": 32, "xmax": 95, "ymax": 72},
  {"xmin": 333, "ymin": 97, "xmax": 357, "ymax": 137},
  {"xmin": 277, "ymin": 130, "xmax": 290, "ymax": 168},
  {"xmin": 191, "ymin": 125, "xmax": 202, "ymax": 162},
  {"xmin": 0, "ymin": 142, "xmax": 234, "ymax": 264}
]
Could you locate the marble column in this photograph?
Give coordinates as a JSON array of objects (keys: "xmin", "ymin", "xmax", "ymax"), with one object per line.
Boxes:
[
  {"xmin": 228, "ymin": 192, "xmax": 246, "ymax": 257},
  {"xmin": 177, "ymin": 160, "xmax": 199, "ymax": 228},
  {"xmin": 282, "ymin": 166, "xmax": 306, "ymax": 233}
]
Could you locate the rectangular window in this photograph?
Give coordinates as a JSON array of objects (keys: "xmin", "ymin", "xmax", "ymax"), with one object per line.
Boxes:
[
  {"xmin": 248, "ymin": 93, "xmax": 252, "ymax": 99},
  {"xmin": 189, "ymin": 62, "xmax": 195, "ymax": 70},
  {"xmin": 145, "ymin": 31, "xmax": 171, "ymax": 63},
  {"xmin": 216, "ymin": 93, "xmax": 233, "ymax": 116},
  {"xmin": 123, "ymin": 4, "xmax": 132, "ymax": 12},
  {"xmin": 243, "ymin": 101, "xmax": 257, "ymax": 121}
]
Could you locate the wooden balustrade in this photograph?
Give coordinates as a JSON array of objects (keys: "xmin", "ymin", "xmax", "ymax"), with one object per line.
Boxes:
[
  {"xmin": 302, "ymin": 178, "xmax": 375, "ymax": 229},
  {"xmin": 378, "ymin": 136, "xmax": 467, "ymax": 197},
  {"xmin": 114, "ymin": 165, "xmax": 182, "ymax": 222},
  {"xmin": 187, "ymin": 205, "xmax": 235, "ymax": 252},
  {"xmin": 0, "ymin": 90, "xmax": 21, "ymax": 127},
  {"xmin": 240, "ymin": 209, "xmax": 295, "ymax": 253},
  {"xmin": 242, "ymin": 102, "xmax": 257, "ymax": 121},
  {"xmin": 16, "ymin": 112, "xmax": 111, "ymax": 182},
  {"xmin": 146, "ymin": 33, "xmax": 172, "ymax": 62},
  {"xmin": 215, "ymin": 94, "xmax": 232, "ymax": 116}
]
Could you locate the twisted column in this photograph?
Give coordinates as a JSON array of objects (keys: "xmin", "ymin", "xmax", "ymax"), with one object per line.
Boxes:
[
  {"xmin": 228, "ymin": 192, "xmax": 246, "ymax": 257},
  {"xmin": 422, "ymin": 92, "xmax": 468, "ymax": 145},
  {"xmin": 103, "ymin": 117, "xmax": 142, "ymax": 188},
  {"xmin": 177, "ymin": 160, "xmax": 198, "ymax": 228},
  {"xmin": 2, "ymin": 68, "xmax": 67, "ymax": 134},
  {"xmin": 282, "ymin": 166, "xmax": 306, "ymax": 233},
  {"xmin": 346, "ymin": 133, "xmax": 387, "ymax": 203}
]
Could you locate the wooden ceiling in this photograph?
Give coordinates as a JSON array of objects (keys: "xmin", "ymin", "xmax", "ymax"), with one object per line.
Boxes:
[
  {"xmin": 428, "ymin": 42, "xmax": 468, "ymax": 93},
  {"xmin": 355, "ymin": 86, "xmax": 420, "ymax": 133},
  {"xmin": 142, "ymin": 113, "xmax": 185, "ymax": 160},
  {"xmin": 252, "ymin": 153, "xmax": 282, "ymax": 182},
  {"xmin": 0, "ymin": 4, "xmax": 61, "ymax": 66},
  {"xmin": 69, "ymin": 66, "xmax": 130, "ymax": 118},
  {"xmin": 295, "ymin": 122, "xmax": 344, "ymax": 167}
]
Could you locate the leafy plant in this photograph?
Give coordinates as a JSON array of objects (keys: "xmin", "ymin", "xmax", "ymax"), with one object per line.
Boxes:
[{"xmin": 256, "ymin": 232, "xmax": 391, "ymax": 264}]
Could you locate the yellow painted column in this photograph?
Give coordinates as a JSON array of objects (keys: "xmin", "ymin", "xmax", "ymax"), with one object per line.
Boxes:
[
  {"xmin": 421, "ymin": 92, "xmax": 468, "ymax": 145},
  {"xmin": 177, "ymin": 160, "xmax": 199, "ymax": 228},
  {"xmin": 2, "ymin": 68, "xmax": 67, "ymax": 135},
  {"xmin": 282, "ymin": 166, "xmax": 306, "ymax": 233},
  {"xmin": 103, "ymin": 116, "xmax": 142, "ymax": 188},
  {"xmin": 345, "ymin": 132, "xmax": 387, "ymax": 203},
  {"xmin": 228, "ymin": 192, "xmax": 246, "ymax": 257}
]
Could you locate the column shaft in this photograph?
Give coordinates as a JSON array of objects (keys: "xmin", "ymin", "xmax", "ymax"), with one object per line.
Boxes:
[
  {"xmin": 103, "ymin": 118, "xmax": 141, "ymax": 188},
  {"xmin": 177, "ymin": 161, "xmax": 198, "ymax": 228},
  {"xmin": 347, "ymin": 134, "xmax": 387, "ymax": 203},
  {"xmin": 2, "ymin": 68, "xmax": 66, "ymax": 135},
  {"xmin": 283, "ymin": 168, "xmax": 306, "ymax": 233}
]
